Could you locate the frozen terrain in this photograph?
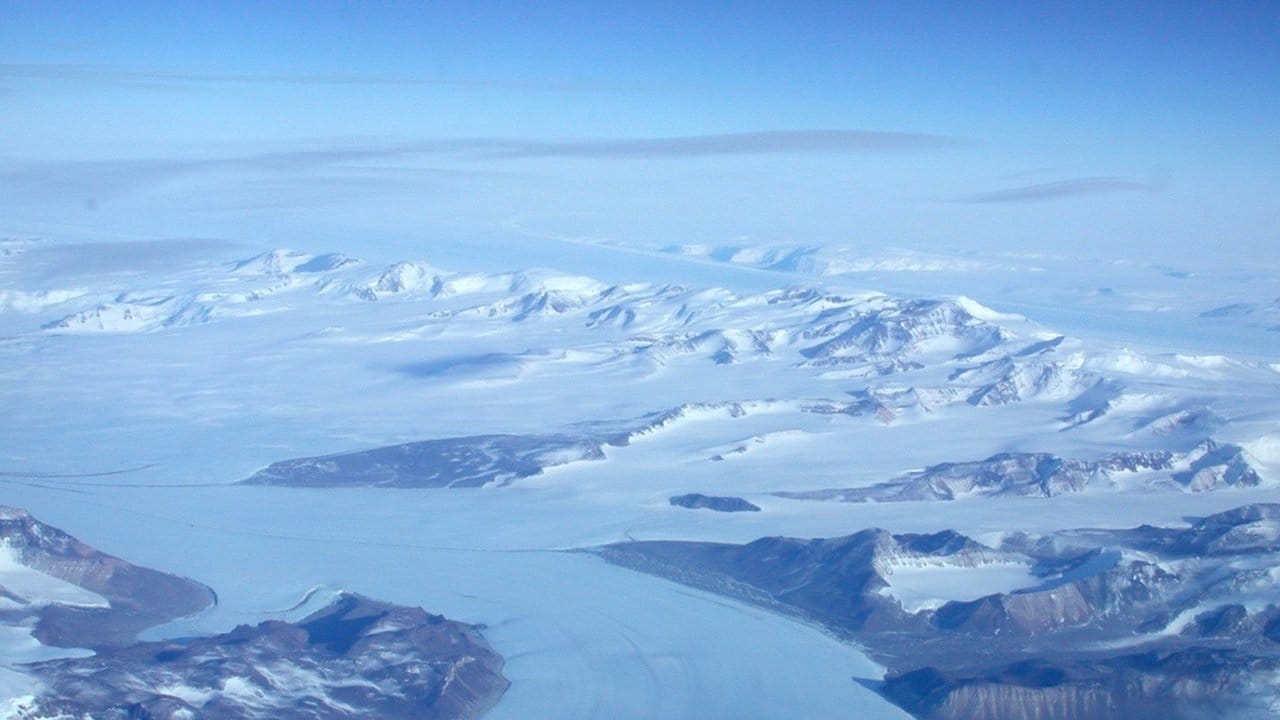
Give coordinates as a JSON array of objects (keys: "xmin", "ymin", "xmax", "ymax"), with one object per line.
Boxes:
[{"xmin": 0, "ymin": 233, "xmax": 1277, "ymax": 718}]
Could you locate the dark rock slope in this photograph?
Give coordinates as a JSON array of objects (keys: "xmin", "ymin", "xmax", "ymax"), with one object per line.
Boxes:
[
  {"xmin": 0, "ymin": 505, "xmax": 214, "ymax": 648},
  {"xmin": 880, "ymin": 649, "xmax": 1274, "ymax": 720},
  {"xmin": 22, "ymin": 592, "xmax": 509, "ymax": 720},
  {"xmin": 2, "ymin": 507, "xmax": 509, "ymax": 720},
  {"xmin": 241, "ymin": 434, "xmax": 607, "ymax": 488},
  {"xmin": 669, "ymin": 493, "xmax": 761, "ymax": 512},
  {"xmin": 595, "ymin": 504, "xmax": 1280, "ymax": 719}
]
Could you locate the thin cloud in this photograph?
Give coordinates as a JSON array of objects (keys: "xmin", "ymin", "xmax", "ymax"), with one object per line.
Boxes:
[
  {"xmin": 0, "ymin": 149, "xmax": 482, "ymax": 206},
  {"xmin": 0, "ymin": 62, "xmax": 600, "ymax": 92},
  {"xmin": 0, "ymin": 130, "xmax": 959, "ymax": 207},
  {"xmin": 3, "ymin": 129, "xmax": 960, "ymax": 193},
  {"xmin": 0, "ymin": 158, "xmax": 207, "ymax": 203},
  {"xmin": 20, "ymin": 238, "xmax": 240, "ymax": 279},
  {"xmin": 961, "ymin": 176, "xmax": 1160, "ymax": 203},
  {"xmin": 453, "ymin": 131, "xmax": 961, "ymax": 159}
]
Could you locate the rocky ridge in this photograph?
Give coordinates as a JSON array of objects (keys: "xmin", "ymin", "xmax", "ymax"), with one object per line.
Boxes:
[
  {"xmin": 0, "ymin": 505, "xmax": 214, "ymax": 648},
  {"xmin": 777, "ymin": 441, "xmax": 1263, "ymax": 502},
  {"xmin": 19, "ymin": 593, "xmax": 509, "ymax": 720},
  {"xmin": 594, "ymin": 504, "xmax": 1280, "ymax": 719},
  {"xmin": 2, "ymin": 507, "xmax": 509, "ymax": 720}
]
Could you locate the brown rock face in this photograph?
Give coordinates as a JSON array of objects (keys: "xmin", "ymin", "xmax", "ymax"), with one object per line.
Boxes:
[{"xmin": 0, "ymin": 505, "xmax": 216, "ymax": 648}]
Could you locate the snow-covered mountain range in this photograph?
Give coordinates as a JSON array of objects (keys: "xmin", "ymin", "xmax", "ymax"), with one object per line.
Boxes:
[
  {"xmin": 2, "ymin": 238, "xmax": 1278, "ymax": 720},
  {"xmin": 13, "ymin": 245, "xmax": 1278, "ymax": 464}
]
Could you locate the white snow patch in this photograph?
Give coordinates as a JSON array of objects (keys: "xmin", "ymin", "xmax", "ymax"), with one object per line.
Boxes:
[
  {"xmin": 879, "ymin": 561, "xmax": 1036, "ymax": 613},
  {"xmin": 1108, "ymin": 393, "xmax": 1170, "ymax": 413},
  {"xmin": 531, "ymin": 447, "xmax": 595, "ymax": 467},
  {"xmin": 0, "ymin": 691, "xmax": 49, "ymax": 720},
  {"xmin": 1175, "ymin": 354, "xmax": 1235, "ymax": 370},
  {"xmin": 358, "ymin": 261, "xmax": 448, "ymax": 298},
  {"xmin": 0, "ymin": 543, "xmax": 108, "ymax": 608},
  {"xmin": 154, "ymin": 682, "xmax": 216, "ymax": 706},
  {"xmin": 952, "ymin": 296, "xmax": 1025, "ymax": 323},
  {"xmin": 665, "ymin": 244, "xmax": 712, "ymax": 257},
  {"xmin": 438, "ymin": 272, "xmax": 511, "ymax": 296},
  {"xmin": 231, "ymin": 249, "xmax": 312, "ymax": 276},
  {"xmin": 1242, "ymin": 434, "xmax": 1280, "ymax": 467},
  {"xmin": 1087, "ymin": 349, "xmax": 1191, "ymax": 378},
  {"xmin": 709, "ymin": 430, "xmax": 809, "ymax": 460},
  {"xmin": 219, "ymin": 676, "xmax": 271, "ymax": 707},
  {"xmin": 0, "ymin": 289, "xmax": 86, "ymax": 313},
  {"xmin": 511, "ymin": 270, "xmax": 606, "ymax": 296}
]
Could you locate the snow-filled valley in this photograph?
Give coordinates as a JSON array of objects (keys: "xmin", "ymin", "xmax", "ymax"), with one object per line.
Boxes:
[{"xmin": 1, "ymin": 233, "xmax": 1278, "ymax": 719}]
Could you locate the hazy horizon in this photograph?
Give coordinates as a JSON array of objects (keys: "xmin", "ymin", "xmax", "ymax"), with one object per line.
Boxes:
[{"xmin": 3, "ymin": 2, "xmax": 1277, "ymax": 265}]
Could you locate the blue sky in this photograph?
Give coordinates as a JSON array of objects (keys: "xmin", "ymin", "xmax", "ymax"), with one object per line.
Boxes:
[{"xmin": 1, "ymin": 1, "xmax": 1277, "ymax": 261}]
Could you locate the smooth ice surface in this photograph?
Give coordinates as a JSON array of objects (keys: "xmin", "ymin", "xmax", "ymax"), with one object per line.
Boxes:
[{"xmin": 879, "ymin": 562, "xmax": 1036, "ymax": 613}]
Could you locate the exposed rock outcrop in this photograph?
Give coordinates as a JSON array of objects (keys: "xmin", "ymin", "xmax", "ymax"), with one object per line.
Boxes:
[
  {"xmin": 595, "ymin": 504, "xmax": 1280, "ymax": 719},
  {"xmin": 23, "ymin": 593, "xmax": 509, "ymax": 720},
  {"xmin": 668, "ymin": 494, "xmax": 761, "ymax": 512},
  {"xmin": 0, "ymin": 506, "xmax": 214, "ymax": 648}
]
